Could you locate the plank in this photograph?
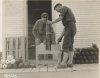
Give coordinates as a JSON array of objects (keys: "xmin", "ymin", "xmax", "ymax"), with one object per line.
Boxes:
[
  {"xmin": 5, "ymin": 38, "xmax": 8, "ymax": 59},
  {"xmin": 25, "ymin": 37, "xmax": 28, "ymax": 61},
  {"xmin": 2, "ymin": 69, "xmax": 11, "ymax": 73},
  {"xmin": 9, "ymin": 38, "xmax": 13, "ymax": 56},
  {"xmin": 75, "ymin": 64, "xmax": 88, "ymax": 70},
  {"xmin": 48, "ymin": 67, "xmax": 56, "ymax": 72},
  {"xmin": 0, "ymin": 69, "xmax": 4, "ymax": 73},
  {"xmin": 72, "ymin": 65, "xmax": 81, "ymax": 71},
  {"xmin": 20, "ymin": 37, "xmax": 25, "ymax": 62},
  {"xmin": 3, "ymin": 69, "xmax": 16, "ymax": 73},
  {"xmin": 36, "ymin": 45, "xmax": 39, "ymax": 66},
  {"xmin": 13, "ymin": 38, "xmax": 16, "ymax": 59},
  {"xmin": 31, "ymin": 68, "xmax": 39, "ymax": 72},
  {"xmin": 22, "ymin": 68, "xmax": 32, "ymax": 72},
  {"xmin": 15, "ymin": 68, "xmax": 24, "ymax": 73},
  {"xmin": 86, "ymin": 64, "xmax": 98, "ymax": 70},
  {"xmin": 15, "ymin": 38, "xmax": 19, "ymax": 60},
  {"xmin": 39, "ymin": 67, "xmax": 47, "ymax": 72},
  {"xmin": 64, "ymin": 68, "xmax": 73, "ymax": 72},
  {"xmin": 6, "ymin": 38, "xmax": 10, "ymax": 56},
  {"xmin": 56, "ymin": 68, "xmax": 65, "ymax": 72},
  {"xmin": 18, "ymin": 37, "xmax": 22, "ymax": 58}
]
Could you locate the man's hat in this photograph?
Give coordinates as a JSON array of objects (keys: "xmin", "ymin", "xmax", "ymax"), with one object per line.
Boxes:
[
  {"xmin": 54, "ymin": 3, "xmax": 62, "ymax": 10},
  {"xmin": 41, "ymin": 12, "xmax": 49, "ymax": 18}
]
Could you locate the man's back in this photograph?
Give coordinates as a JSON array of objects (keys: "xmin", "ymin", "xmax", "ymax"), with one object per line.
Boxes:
[{"xmin": 60, "ymin": 6, "xmax": 76, "ymax": 26}]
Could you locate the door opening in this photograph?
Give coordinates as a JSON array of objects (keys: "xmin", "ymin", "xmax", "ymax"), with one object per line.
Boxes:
[{"xmin": 28, "ymin": 0, "xmax": 52, "ymax": 60}]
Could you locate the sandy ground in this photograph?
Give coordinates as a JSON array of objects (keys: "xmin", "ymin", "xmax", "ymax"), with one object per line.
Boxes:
[
  {"xmin": 0, "ymin": 70, "xmax": 99, "ymax": 78},
  {"xmin": 0, "ymin": 64, "xmax": 99, "ymax": 78}
]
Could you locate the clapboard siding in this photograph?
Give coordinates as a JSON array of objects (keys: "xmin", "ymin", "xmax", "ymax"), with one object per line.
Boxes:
[
  {"xmin": 52, "ymin": 0, "xmax": 100, "ymax": 48},
  {"xmin": 4, "ymin": 0, "xmax": 27, "ymax": 37}
]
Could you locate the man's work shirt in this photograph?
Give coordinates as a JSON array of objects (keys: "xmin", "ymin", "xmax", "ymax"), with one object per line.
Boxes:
[
  {"xmin": 32, "ymin": 19, "xmax": 56, "ymax": 50},
  {"xmin": 60, "ymin": 6, "xmax": 76, "ymax": 26},
  {"xmin": 59, "ymin": 6, "xmax": 76, "ymax": 35},
  {"xmin": 32, "ymin": 19, "xmax": 46, "ymax": 42}
]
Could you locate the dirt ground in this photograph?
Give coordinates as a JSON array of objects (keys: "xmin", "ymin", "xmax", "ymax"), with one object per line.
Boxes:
[{"xmin": 0, "ymin": 70, "xmax": 98, "ymax": 78}]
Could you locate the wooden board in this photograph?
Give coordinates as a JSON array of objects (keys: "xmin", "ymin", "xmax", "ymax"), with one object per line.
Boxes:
[
  {"xmin": 18, "ymin": 37, "xmax": 22, "ymax": 58},
  {"xmin": 8, "ymin": 37, "xmax": 13, "ymax": 56},
  {"xmin": 21, "ymin": 37, "xmax": 26, "ymax": 62},
  {"xmin": 15, "ymin": 37, "xmax": 19, "ymax": 60}
]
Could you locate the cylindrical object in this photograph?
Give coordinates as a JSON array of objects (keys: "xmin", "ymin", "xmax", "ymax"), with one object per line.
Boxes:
[
  {"xmin": 83, "ymin": 56, "xmax": 87, "ymax": 60},
  {"xmin": 85, "ymin": 60, "xmax": 89, "ymax": 64},
  {"xmin": 86, "ymin": 52, "xmax": 90, "ymax": 55},
  {"xmin": 77, "ymin": 60, "xmax": 80, "ymax": 64},
  {"xmin": 79, "ymin": 55, "xmax": 83, "ymax": 59},
  {"xmin": 92, "ymin": 55, "xmax": 96, "ymax": 60},
  {"xmin": 90, "ymin": 51, "xmax": 94, "ymax": 55},
  {"xmin": 94, "ymin": 60, "xmax": 98, "ymax": 63},
  {"xmin": 88, "ymin": 56, "xmax": 92, "ymax": 60},
  {"xmin": 90, "ymin": 60, "xmax": 94, "ymax": 64},
  {"xmin": 81, "ymin": 60, "xmax": 84, "ymax": 64}
]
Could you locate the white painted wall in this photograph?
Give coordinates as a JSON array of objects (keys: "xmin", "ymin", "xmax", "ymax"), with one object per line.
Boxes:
[
  {"xmin": 0, "ymin": 0, "xmax": 2, "ymax": 52},
  {"xmin": 52, "ymin": 0, "xmax": 100, "ymax": 48},
  {"xmin": 4, "ymin": 0, "xmax": 27, "ymax": 37}
]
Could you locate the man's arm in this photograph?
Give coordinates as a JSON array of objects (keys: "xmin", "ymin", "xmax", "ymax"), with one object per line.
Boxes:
[
  {"xmin": 52, "ymin": 16, "xmax": 62, "ymax": 24},
  {"xmin": 60, "ymin": 28, "xmax": 65, "ymax": 38},
  {"xmin": 32, "ymin": 21, "xmax": 39, "ymax": 39},
  {"xmin": 47, "ymin": 16, "xmax": 62, "ymax": 25},
  {"xmin": 32, "ymin": 30, "xmax": 38, "ymax": 39},
  {"xmin": 58, "ymin": 28, "xmax": 65, "ymax": 43},
  {"xmin": 32, "ymin": 28, "xmax": 41, "ymax": 45}
]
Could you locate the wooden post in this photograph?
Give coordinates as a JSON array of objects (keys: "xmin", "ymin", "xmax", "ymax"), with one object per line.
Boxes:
[
  {"xmin": 25, "ymin": 37, "xmax": 28, "ymax": 61},
  {"xmin": 21, "ymin": 37, "xmax": 26, "ymax": 62},
  {"xmin": 5, "ymin": 38, "xmax": 8, "ymax": 59},
  {"xmin": 6, "ymin": 38, "xmax": 9, "ymax": 59},
  {"xmin": 36, "ymin": 45, "xmax": 39, "ymax": 67},
  {"xmin": 15, "ymin": 37, "xmax": 19, "ymax": 60},
  {"xmin": 18, "ymin": 37, "xmax": 22, "ymax": 58},
  {"xmin": 13, "ymin": 38, "xmax": 16, "ymax": 59},
  {"xmin": 8, "ymin": 37, "xmax": 13, "ymax": 56}
]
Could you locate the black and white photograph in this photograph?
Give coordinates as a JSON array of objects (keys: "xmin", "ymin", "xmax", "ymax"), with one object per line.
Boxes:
[{"xmin": 0, "ymin": 0, "xmax": 99, "ymax": 78}]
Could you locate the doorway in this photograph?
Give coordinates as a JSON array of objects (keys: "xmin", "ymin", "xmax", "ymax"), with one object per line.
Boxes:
[{"xmin": 28, "ymin": 0, "xmax": 52, "ymax": 60}]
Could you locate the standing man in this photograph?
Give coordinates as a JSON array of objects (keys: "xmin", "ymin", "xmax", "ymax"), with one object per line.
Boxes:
[
  {"xmin": 32, "ymin": 12, "xmax": 49, "ymax": 45},
  {"xmin": 48, "ymin": 3, "xmax": 76, "ymax": 68},
  {"xmin": 32, "ymin": 12, "xmax": 55, "ymax": 49}
]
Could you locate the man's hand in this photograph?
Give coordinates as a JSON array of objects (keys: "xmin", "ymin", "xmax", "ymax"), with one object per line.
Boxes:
[
  {"xmin": 57, "ymin": 36, "xmax": 63, "ymax": 44},
  {"xmin": 43, "ymin": 40, "xmax": 46, "ymax": 45},
  {"xmin": 35, "ymin": 38, "xmax": 41, "ymax": 45}
]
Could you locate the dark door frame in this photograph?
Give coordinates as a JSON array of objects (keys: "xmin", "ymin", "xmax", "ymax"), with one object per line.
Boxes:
[{"xmin": 27, "ymin": 0, "xmax": 52, "ymax": 61}]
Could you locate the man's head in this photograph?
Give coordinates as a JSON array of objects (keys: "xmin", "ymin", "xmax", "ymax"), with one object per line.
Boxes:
[
  {"xmin": 41, "ymin": 12, "xmax": 49, "ymax": 22},
  {"xmin": 54, "ymin": 3, "xmax": 63, "ymax": 12}
]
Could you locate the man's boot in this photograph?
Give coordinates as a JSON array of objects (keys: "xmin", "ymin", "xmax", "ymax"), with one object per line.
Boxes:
[
  {"xmin": 67, "ymin": 52, "xmax": 74, "ymax": 67},
  {"xmin": 55, "ymin": 51, "xmax": 63, "ymax": 68},
  {"xmin": 60, "ymin": 52, "xmax": 68, "ymax": 68}
]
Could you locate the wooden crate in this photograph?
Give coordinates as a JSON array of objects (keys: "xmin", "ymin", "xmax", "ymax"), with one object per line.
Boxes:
[{"xmin": 36, "ymin": 43, "xmax": 61, "ymax": 66}]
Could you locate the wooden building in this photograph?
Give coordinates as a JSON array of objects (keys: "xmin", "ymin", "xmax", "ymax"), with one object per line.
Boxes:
[{"xmin": 2, "ymin": 0, "xmax": 100, "ymax": 64}]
